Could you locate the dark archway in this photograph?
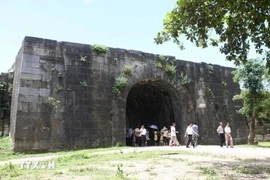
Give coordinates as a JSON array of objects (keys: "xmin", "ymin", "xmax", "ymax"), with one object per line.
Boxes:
[
  {"xmin": 125, "ymin": 79, "xmax": 175, "ymax": 145},
  {"xmin": 111, "ymin": 66, "xmax": 195, "ymax": 147}
]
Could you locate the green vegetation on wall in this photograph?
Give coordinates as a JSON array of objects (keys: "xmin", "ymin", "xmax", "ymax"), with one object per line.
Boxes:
[
  {"xmin": 156, "ymin": 55, "xmax": 176, "ymax": 77},
  {"xmin": 112, "ymin": 75, "xmax": 128, "ymax": 97},
  {"xmin": 80, "ymin": 55, "xmax": 87, "ymax": 62},
  {"xmin": 205, "ymin": 88, "xmax": 215, "ymax": 99},
  {"xmin": 121, "ymin": 65, "xmax": 133, "ymax": 76},
  {"xmin": 47, "ymin": 96, "xmax": 61, "ymax": 110},
  {"xmin": 208, "ymin": 65, "xmax": 214, "ymax": 74},
  {"xmin": 92, "ymin": 45, "xmax": 108, "ymax": 55},
  {"xmin": 178, "ymin": 72, "xmax": 191, "ymax": 85},
  {"xmin": 80, "ymin": 81, "xmax": 88, "ymax": 87}
]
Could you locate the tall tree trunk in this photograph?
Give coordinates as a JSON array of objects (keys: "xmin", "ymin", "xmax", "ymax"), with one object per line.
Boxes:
[{"xmin": 248, "ymin": 109, "xmax": 256, "ymax": 144}]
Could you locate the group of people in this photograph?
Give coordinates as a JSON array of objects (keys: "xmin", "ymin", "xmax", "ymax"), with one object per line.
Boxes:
[
  {"xmin": 126, "ymin": 125, "xmax": 148, "ymax": 147},
  {"xmin": 217, "ymin": 122, "xmax": 234, "ymax": 148},
  {"xmin": 126, "ymin": 121, "xmax": 234, "ymax": 148},
  {"xmin": 154, "ymin": 123, "xmax": 180, "ymax": 146},
  {"xmin": 185, "ymin": 122, "xmax": 199, "ymax": 148},
  {"xmin": 126, "ymin": 122, "xmax": 199, "ymax": 147}
]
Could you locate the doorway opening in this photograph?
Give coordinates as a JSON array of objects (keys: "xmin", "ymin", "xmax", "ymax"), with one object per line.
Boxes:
[{"xmin": 125, "ymin": 79, "xmax": 175, "ymax": 146}]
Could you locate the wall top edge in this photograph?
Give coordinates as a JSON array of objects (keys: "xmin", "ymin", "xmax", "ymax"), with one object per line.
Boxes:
[{"xmin": 22, "ymin": 36, "xmax": 235, "ymax": 70}]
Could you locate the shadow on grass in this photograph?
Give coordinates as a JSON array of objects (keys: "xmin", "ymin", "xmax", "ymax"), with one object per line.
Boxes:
[{"xmin": 238, "ymin": 142, "xmax": 270, "ymax": 148}]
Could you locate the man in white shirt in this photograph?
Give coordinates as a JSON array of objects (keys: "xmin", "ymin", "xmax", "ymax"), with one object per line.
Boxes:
[
  {"xmin": 185, "ymin": 122, "xmax": 197, "ymax": 148},
  {"xmin": 217, "ymin": 122, "xmax": 225, "ymax": 147}
]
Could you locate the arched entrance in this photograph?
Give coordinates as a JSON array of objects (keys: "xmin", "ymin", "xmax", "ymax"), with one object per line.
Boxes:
[
  {"xmin": 111, "ymin": 66, "xmax": 195, "ymax": 147},
  {"xmin": 125, "ymin": 79, "xmax": 175, "ymax": 146},
  {"xmin": 126, "ymin": 79, "xmax": 175, "ymax": 128}
]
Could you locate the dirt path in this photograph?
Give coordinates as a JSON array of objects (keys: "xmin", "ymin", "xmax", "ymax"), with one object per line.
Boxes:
[{"xmin": 1, "ymin": 146, "xmax": 270, "ymax": 180}]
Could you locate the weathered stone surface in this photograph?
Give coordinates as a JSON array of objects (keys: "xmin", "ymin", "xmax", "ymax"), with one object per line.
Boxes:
[
  {"xmin": 255, "ymin": 134, "xmax": 264, "ymax": 141},
  {"xmin": 264, "ymin": 134, "xmax": 270, "ymax": 141},
  {"xmin": 9, "ymin": 36, "xmax": 248, "ymax": 152}
]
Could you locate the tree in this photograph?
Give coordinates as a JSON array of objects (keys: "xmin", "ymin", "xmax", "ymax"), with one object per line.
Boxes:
[
  {"xmin": 232, "ymin": 58, "xmax": 269, "ymax": 144},
  {"xmin": 155, "ymin": 0, "xmax": 270, "ymax": 71},
  {"xmin": 257, "ymin": 91, "xmax": 270, "ymax": 125}
]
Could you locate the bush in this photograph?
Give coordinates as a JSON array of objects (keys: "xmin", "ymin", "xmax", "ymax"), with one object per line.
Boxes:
[
  {"xmin": 92, "ymin": 44, "xmax": 108, "ymax": 55},
  {"xmin": 121, "ymin": 65, "xmax": 133, "ymax": 76},
  {"xmin": 164, "ymin": 64, "xmax": 176, "ymax": 77},
  {"xmin": 113, "ymin": 75, "xmax": 128, "ymax": 97},
  {"xmin": 179, "ymin": 72, "xmax": 191, "ymax": 85},
  {"xmin": 47, "ymin": 97, "xmax": 61, "ymax": 110},
  {"xmin": 156, "ymin": 55, "xmax": 177, "ymax": 77}
]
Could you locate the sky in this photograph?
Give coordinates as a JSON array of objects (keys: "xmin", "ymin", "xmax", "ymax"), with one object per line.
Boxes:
[{"xmin": 0, "ymin": 0, "xmax": 259, "ymax": 73}]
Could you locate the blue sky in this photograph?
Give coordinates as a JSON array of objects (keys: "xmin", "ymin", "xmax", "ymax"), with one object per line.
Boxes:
[{"xmin": 0, "ymin": 0, "xmax": 258, "ymax": 73}]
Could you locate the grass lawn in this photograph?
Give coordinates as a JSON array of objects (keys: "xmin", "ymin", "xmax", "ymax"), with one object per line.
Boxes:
[
  {"xmin": 1, "ymin": 136, "xmax": 270, "ymax": 180},
  {"xmin": 0, "ymin": 137, "xmax": 128, "ymax": 161},
  {"xmin": 238, "ymin": 141, "xmax": 270, "ymax": 148}
]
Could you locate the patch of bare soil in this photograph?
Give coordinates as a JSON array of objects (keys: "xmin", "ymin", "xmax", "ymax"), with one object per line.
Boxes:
[{"xmin": 1, "ymin": 146, "xmax": 270, "ymax": 180}]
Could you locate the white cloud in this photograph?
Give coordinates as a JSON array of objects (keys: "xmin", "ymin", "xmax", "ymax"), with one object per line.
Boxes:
[{"xmin": 82, "ymin": 0, "xmax": 93, "ymax": 4}]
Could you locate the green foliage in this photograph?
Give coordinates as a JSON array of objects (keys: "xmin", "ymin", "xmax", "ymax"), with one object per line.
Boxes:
[
  {"xmin": 205, "ymin": 88, "xmax": 215, "ymax": 99},
  {"xmin": 232, "ymin": 59, "xmax": 268, "ymax": 117},
  {"xmin": 232, "ymin": 59, "xmax": 267, "ymax": 93},
  {"xmin": 257, "ymin": 91, "xmax": 270, "ymax": 124},
  {"xmin": 114, "ymin": 58, "xmax": 119, "ymax": 65},
  {"xmin": 208, "ymin": 65, "xmax": 214, "ymax": 74},
  {"xmin": 110, "ymin": 110, "xmax": 114, "ymax": 116},
  {"xmin": 232, "ymin": 58, "xmax": 269, "ymax": 143},
  {"xmin": 0, "ymin": 81, "xmax": 7, "ymax": 91},
  {"xmin": 221, "ymin": 81, "xmax": 227, "ymax": 89},
  {"xmin": 51, "ymin": 66, "xmax": 57, "ymax": 72},
  {"xmin": 80, "ymin": 81, "xmax": 88, "ymax": 87},
  {"xmin": 236, "ymin": 166, "xmax": 261, "ymax": 175},
  {"xmin": 164, "ymin": 64, "xmax": 176, "ymax": 77},
  {"xmin": 156, "ymin": 55, "xmax": 168, "ymax": 68},
  {"xmin": 155, "ymin": 0, "xmax": 270, "ymax": 71},
  {"xmin": 116, "ymin": 163, "xmax": 124, "ymax": 179},
  {"xmin": 197, "ymin": 167, "xmax": 216, "ymax": 176},
  {"xmin": 57, "ymin": 153, "xmax": 90, "ymax": 163},
  {"xmin": 92, "ymin": 44, "xmax": 108, "ymax": 55},
  {"xmin": 113, "ymin": 75, "xmax": 128, "ymax": 97},
  {"xmin": 121, "ymin": 65, "xmax": 133, "ymax": 76},
  {"xmin": 115, "ymin": 141, "xmax": 123, "ymax": 147},
  {"xmin": 156, "ymin": 55, "xmax": 176, "ymax": 77},
  {"xmin": 233, "ymin": 90, "xmax": 270, "ymax": 125},
  {"xmin": 178, "ymin": 72, "xmax": 191, "ymax": 85},
  {"xmin": 80, "ymin": 55, "xmax": 87, "ymax": 62},
  {"xmin": 0, "ymin": 81, "xmax": 12, "ymax": 99},
  {"xmin": 47, "ymin": 96, "xmax": 61, "ymax": 110},
  {"xmin": 0, "ymin": 162, "xmax": 21, "ymax": 179},
  {"xmin": 221, "ymin": 81, "xmax": 228, "ymax": 94},
  {"xmin": 55, "ymin": 86, "xmax": 63, "ymax": 93},
  {"xmin": 0, "ymin": 137, "xmax": 13, "ymax": 156}
]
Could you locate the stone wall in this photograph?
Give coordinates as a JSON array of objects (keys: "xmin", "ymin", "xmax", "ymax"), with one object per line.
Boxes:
[
  {"xmin": 10, "ymin": 36, "xmax": 248, "ymax": 152},
  {"xmin": 255, "ymin": 124, "xmax": 270, "ymax": 141}
]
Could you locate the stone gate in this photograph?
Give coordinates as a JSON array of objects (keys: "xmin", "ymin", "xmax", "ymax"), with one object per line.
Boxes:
[{"xmin": 10, "ymin": 36, "xmax": 248, "ymax": 152}]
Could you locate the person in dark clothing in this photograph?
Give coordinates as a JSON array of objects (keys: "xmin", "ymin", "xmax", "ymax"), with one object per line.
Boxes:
[
  {"xmin": 217, "ymin": 122, "xmax": 225, "ymax": 147},
  {"xmin": 185, "ymin": 122, "xmax": 197, "ymax": 148}
]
